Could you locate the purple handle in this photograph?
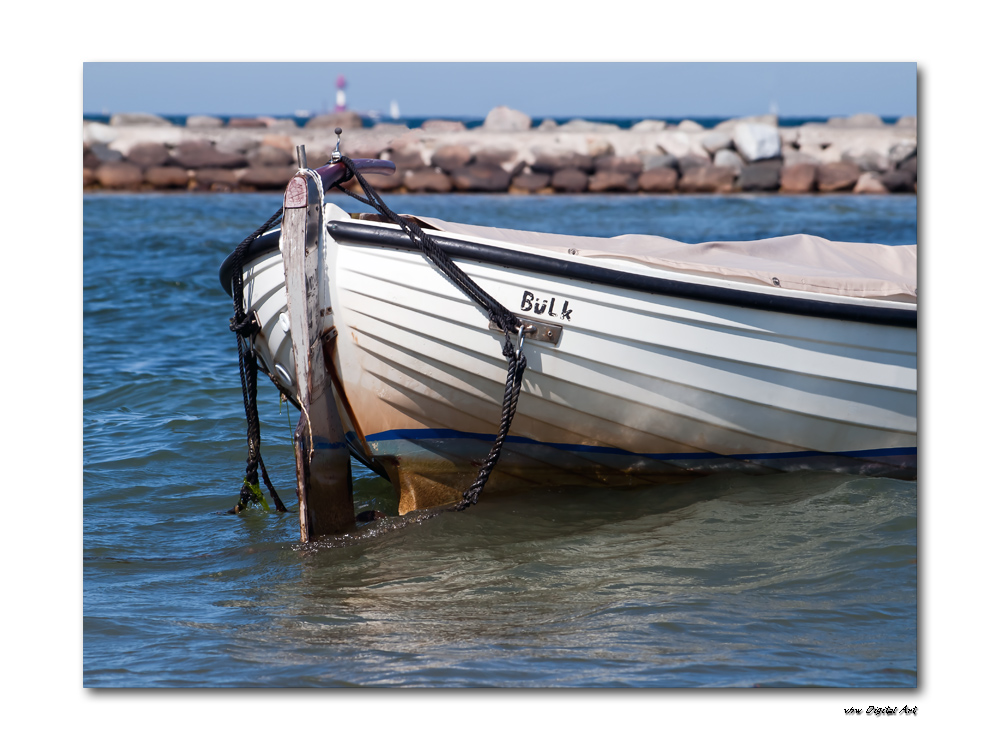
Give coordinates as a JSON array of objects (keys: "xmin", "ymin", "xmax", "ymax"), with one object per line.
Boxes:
[{"xmin": 314, "ymin": 158, "xmax": 396, "ymax": 192}]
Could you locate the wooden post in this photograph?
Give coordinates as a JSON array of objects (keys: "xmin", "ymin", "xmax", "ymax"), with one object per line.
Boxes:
[{"xmin": 281, "ymin": 171, "xmax": 355, "ymax": 541}]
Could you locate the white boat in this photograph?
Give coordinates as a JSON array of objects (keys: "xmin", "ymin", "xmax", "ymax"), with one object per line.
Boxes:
[{"xmin": 221, "ymin": 154, "xmax": 916, "ymax": 541}]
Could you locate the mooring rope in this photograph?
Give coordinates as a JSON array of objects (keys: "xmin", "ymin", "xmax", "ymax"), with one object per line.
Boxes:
[
  {"xmin": 227, "ymin": 155, "xmax": 528, "ymax": 514},
  {"xmin": 334, "ymin": 155, "xmax": 528, "ymax": 510},
  {"xmin": 229, "ymin": 207, "xmax": 288, "ymax": 514}
]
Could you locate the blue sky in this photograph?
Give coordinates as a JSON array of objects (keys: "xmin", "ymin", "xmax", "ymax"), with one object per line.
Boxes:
[{"xmin": 82, "ymin": 62, "xmax": 916, "ymax": 120}]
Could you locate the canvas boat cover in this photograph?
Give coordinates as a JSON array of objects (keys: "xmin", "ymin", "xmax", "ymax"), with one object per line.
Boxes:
[{"xmin": 418, "ymin": 217, "xmax": 917, "ymax": 303}]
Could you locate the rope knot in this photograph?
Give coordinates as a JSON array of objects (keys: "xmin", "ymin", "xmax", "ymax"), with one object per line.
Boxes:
[
  {"xmin": 229, "ymin": 312, "xmax": 260, "ymax": 338},
  {"xmin": 500, "ymin": 335, "xmax": 516, "ymax": 360}
]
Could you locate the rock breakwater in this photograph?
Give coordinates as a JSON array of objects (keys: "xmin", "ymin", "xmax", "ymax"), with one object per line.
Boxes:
[{"xmin": 83, "ymin": 107, "xmax": 916, "ymax": 195}]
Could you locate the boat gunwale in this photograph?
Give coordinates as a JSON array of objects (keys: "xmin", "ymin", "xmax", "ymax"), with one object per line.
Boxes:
[
  {"xmin": 218, "ymin": 220, "xmax": 917, "ymax": 329},
  {"xmin": 325, "ymin": 221, "xmax": 917, "ymax": 329}
]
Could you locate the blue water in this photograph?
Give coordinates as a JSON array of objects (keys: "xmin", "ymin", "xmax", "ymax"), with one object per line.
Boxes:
[{"xmin": 83, "ymin": 192, "xmax": 917, "ymax": 687}]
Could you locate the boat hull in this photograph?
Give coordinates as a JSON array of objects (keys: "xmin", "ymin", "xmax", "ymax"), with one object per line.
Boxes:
[{"xmin": 239, "ymin": 206, "xmax": 917, "ymax": 514}]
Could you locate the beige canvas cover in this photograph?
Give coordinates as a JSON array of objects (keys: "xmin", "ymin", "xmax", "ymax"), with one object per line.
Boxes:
[{"xmin": 418, "ymin": 217, "xmax": 917, "ymax": 303}]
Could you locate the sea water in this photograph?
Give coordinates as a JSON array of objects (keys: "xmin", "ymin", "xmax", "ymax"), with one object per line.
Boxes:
[{"xmin": 83, "ymin": 192, "xmax": 917, "ymax": 687}]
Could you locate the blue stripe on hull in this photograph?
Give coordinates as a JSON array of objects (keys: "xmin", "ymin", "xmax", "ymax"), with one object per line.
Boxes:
[
  {"xmin": 363, "ymin": 428, "xmax": 917, "ymax": 479},
  {"xmin": 366, "ymin": 427, "xmax": 915, "ymax": 462}
]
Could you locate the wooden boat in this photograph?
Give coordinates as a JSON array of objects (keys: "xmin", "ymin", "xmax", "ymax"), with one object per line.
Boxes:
[{"xmin": 221, "ymin": 154, "xmax": 916, "ymax": 541}]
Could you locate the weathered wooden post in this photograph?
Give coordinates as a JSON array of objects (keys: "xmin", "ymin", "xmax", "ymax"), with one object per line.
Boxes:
[{"xmin": 281, "ymin": 166, "xmax": 355, "ymax": 541}]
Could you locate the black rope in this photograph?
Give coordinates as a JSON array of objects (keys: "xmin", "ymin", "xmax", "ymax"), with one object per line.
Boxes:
[
  {"xmin": 335, "ymin": 157, "xmax": 522, "ymax": 336},
  {"xmin": 229, "ymin": 207, "xmax": 288, "ymax": 514},
  {"xmin": 453, "ymin": 333, "xmax": 527, "ymax": 510},
  {"xmin": 335, "ymin": 156, "xmax": 528, "ymax": 510}
]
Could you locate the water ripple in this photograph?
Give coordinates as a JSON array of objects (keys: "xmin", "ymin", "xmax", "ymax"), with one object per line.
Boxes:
[{"xmin": 84, "ymin": 193, "xmax": 917, "ymax": 687}]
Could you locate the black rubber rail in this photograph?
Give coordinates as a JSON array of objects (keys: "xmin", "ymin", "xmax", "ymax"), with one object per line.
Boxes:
[{"xmin": 220, "ymin": 227, "xmax": 281, "ymax": 295}]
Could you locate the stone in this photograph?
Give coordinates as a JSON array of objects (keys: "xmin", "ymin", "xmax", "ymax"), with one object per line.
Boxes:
[
  {"xmin": 450, "ymin": 164, "xmax": 512, "ymax": 192},
  {"xmin": 537, "ymin": 118, "xmax": 559, "ymax": 131},
  {"xmin": 404, "ymin": 168, "xmax": 453, "ymax": 192},
  {"xmin": 306, "ymin": 112, "xmax": 364, "ymax": 130},
  {"xmin": 656, "ymin": 131, "xmax": 709, "ymax": 159},
  {"xmin": 144, "ymin": 166, "xmax": 189, "ymax": 189},
  {"xmin": 341, "ymin": 143, "xmax": 384, "ymax": 160},
  {"xmin": 826, "ymin": 113, "xmax": 887, "ymax": 128},
  {"xmin": 844, "ymin": 113, "xmax": 884, "ymax": 127},
  {"xmin": 714, "ymin": 114, "xmax": 779, "ymax": 131},
  {"xmin": 637, "ymin": 167, "xmax": 678, "ymax": 192},
  {"xmin": 700, "ymin": 130, "xmax": 734, "ymax": 155},
  {"xmin": 550, "ymin": 168, "xmax": 589, "ymax": 192},
  {"xmin": 738, "ymin": 160, "xmax": 782, "ymax": 192},
  {"xmin": 247, "ymin": 144, "xmax": 294, "ymax": 168},
  {"xmin": 173, "ymin": 140, "xmax": 248, "ymax": 169},
  {"xmin": 83, "ymin": 167, "xmax": 97, "ymax": 187},
  {"xmin": 713, "ymin": 148, "xmax": 745, "ymax": 171},
  {"xmin": 95, "ymin": 162, "xmax": 143, "ymax": 189},
  {"xmin": 506, "ymin": 160, "xmax": 527, "ymax": 177},
  {"xmin": 192, "ymin": 169, "xmax": 240, "ymax": 191},
  {"xmin": 889, "ymin": 141, "xmax": 917, "ymax": 167},
  {"xmin": 126, "ymin": 142, "xmax": 171, "ymax": 168},
  {"xmin": 895, "ymin": 115, "xmax": 917, "ymax": 128},
  {"xmin": 585, "ymin": 138, "xmax": 615, "ymax": 158},
  {"xmin": 679, "ymin": 166, "xmax": 736, "ymax": 193},
  {"xmin": 371, "ymin": 123, "xmax": 410, "ymax": 138},
  {"xmin": 510, "ymin": 172, "xmax": 551, "ymax": 193},
  {"xmin": 898, "ymin": 154, "xmax": 917, "ymax": 176},
  {"xmin": 733, "ymin": 122, "xmax": 782, "ymax": 162},
  {"xmin": 482, "ymin": 105, "xmax": 531, "ymax": 132},
  {"xmin": 676, "ymin": 153, "xmax": 712, "ymax": 175},
  {"xmin": 780, "ymin": 128, "xmax": 799, "ymax": 146},
  {"xmin": 588, "ymin": 171, "xmax": 638, "ymax": 192},
  {"xmin": 780, "ymin": 164, "xmax": 817, "ymax": 193},
  {"xmin": 387, "ymin": 132, "xmax": 421, "ymax": 150},
  {"xmin": 384, "ymin": 148, "xmax": 426, "ymax": 170},
  {"xmin": 420, "ymin": 119, "xmax": 466, "ymax": 132},
  {"xmin": 677, "ymin": 119, "xmax": 705, "ymax": 132},
  {"xmin": 305, "ymin": 148, "xmax": 336, "ymax": 169},
  {"xmin": 90, "ymin": 143, "xmax": 124, "ymax": 163},
  {"xmin": 431, "ymin": 144, "xmax": 472, "ymax": 172},
  {"xmin": 266, "ymin": 118, "xmax": 299, "ymax": 132},
  {"xmin": 83, "ymin": 146, "xmax": 101, "ymax": 170},
  {"xmin": 878, "ymin": 170, "xmax": 916, "ymax": 193},
  {"xmin": 186, "ymin": 115, "xmax": 224, "ymax": 128},
  {"xmin": 593, "ymin": 155, "xmax": 643, "ymax": 174},
  {"xmin": 640, "ymin": 152, "xmax": 678, "ymax": 171},
  {"xmin": 531, "ymin": 150, "xmax": 593, "ymax": 174},
  {"xmin": 816, "ymin": 161, "xmax": 861, "ymax": 191},
  {"xmin": 364, "ymin": 172, "xmax": 404, "ymax": 191},
  {"xmin": 798, "ymin": 142, "xmax": 844, "ymax": 165},
  {"xmin": 241, "ymin": 166, "xmax": 297, "ymax": 189},
  {"xmin": 110, "ymin": 112, "xmax": 171, "ymax": 127},
  {"xmin": 781, "ymin": 146, "xmax": 820, "ymax": 167},
  {"xmin": 559, "ymin": 119, "xmax": 620, "ymax": 133},
  {"xmin": 843, "ymin": 148, "xmax": 891, "ymax": 173},
  {"xmin": 472, "ymin": 147, "xmax": 518, "ymax": 166},
  {"xmin": 853, "ymin": 172, "xmax": 889, "ymax": 194},
  {"xmin": 227, "ymin": 117, "xmax": 267, "ymax": 128},
  {"xmin": 83, "ymin": 122, "xmax": 117, "ymax": 145},
  {"xmin": 261, "ymin": 133, "xmax": 295, "ymax": 152},
  {"xmin": 631, "ymin": 119, "xmax": 668, "ymax": 132},
  {"xmin": 215, "ymin": 132, "xmax": 258, "ymax": 154}
]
